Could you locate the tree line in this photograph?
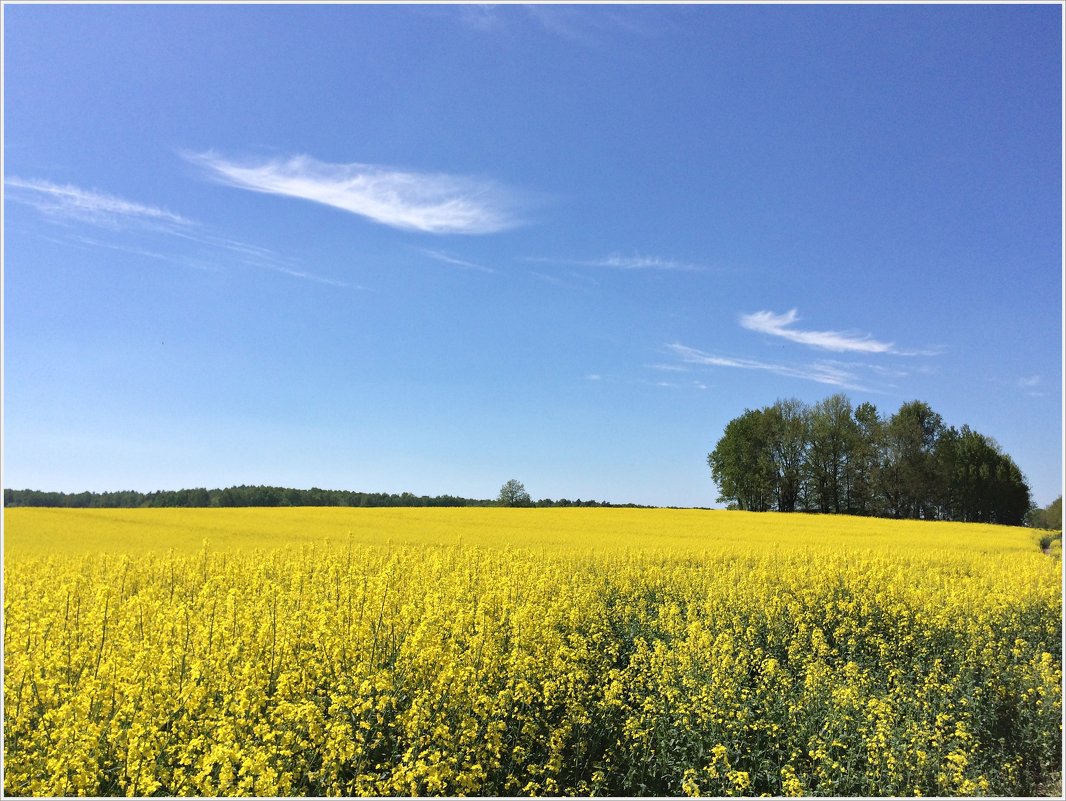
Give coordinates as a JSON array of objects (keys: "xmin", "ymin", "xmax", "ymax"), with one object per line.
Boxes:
[
  {"xmin": 2, "ymin": 486, "xmax": 488, "ymax": 509},
  {"xmin": 2, "ymin": 485, "xmax": 650, "ymax": 510},
  {"xmin": 492, "ymin": 479, "xmax": 653, "ymax": 508},
  {"xmin": 708, "ymin": 393, "xmax": 1032, "ymax": 525}
]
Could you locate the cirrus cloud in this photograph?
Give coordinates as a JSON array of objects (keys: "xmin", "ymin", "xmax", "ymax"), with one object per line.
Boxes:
[
  {"xmin": 665, "ymin": 342, "xmax": 874, "ymax": 391},
  {"xmin": 185, "ymin": 151, "xmax": 527, "ymax": 235},
  {"xmin": 526, "ymin": 253, "xmax": 710, "ymax": 272},
  {"xmin": 7, "ymin": 176, "xmax": 366, "ymax": 291},
  {"xmin": 739, "ymin": 308, "xmax": 895, "ymax": 354},
  {"xmin": 5, "ymin": 176, "xmax": 193, "ymax": 229}
]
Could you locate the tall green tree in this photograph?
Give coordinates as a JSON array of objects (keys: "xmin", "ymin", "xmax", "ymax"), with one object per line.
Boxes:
[
  {"xmin": 765, "ymin": 398, "xmax": 810, "ymax": 512},
  {"xmin": 806, "ymin": 394, "xmax": 859, "ymax": 514},
  {"xmin": 989, "ymin": 453, "xmax": 1032, "ymax": 526},
  {"xmin": 850, "ymin": 401, "xmax": 884, "ymax": 516},
  {"xmin": 882, "ymin": 400, "xmax": 944, "ymax": 519},
  {"xmin": 939, "ymin": 428, "xmax": 1030, "ymax": 525},
  {"xmin": 497, "ymin": 479, "xmax": 532, "ymax": 508},
  {"xmin": 708, "ymin": 408, "xmax": 778, "ymax": 511}
]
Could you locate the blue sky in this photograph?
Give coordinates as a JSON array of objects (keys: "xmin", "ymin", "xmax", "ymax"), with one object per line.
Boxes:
[{"xmin": 3, "ymin": 3, "xmax": 1062, "ymax": 507}]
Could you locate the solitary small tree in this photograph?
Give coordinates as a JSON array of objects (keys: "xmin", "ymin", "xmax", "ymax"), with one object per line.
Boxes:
[{"xmin": 497, "ymin": 479, "xmax": 531, "ymax": 507}]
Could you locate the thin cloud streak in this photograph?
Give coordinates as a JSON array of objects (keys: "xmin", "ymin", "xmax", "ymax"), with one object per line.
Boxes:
[
  {"xmin": 259, "ymin": 264, "xmax": 367, "ymax": 291},
  {"xmin": 529, "ymin": 270, "xmax": 598, "ymax": 291},
  {"xmin": 419, "ymin": 249, "xmax": 496, "ymax": 274},
  {"xmin": 459, "ymin": 4, "xmax": 647, "ymax": 48},
  {"xmin": 647, "ymin": 363, "xmax": 690, "ymax": 373},
  {"xmin": 64, "ymin": 234, "xmax": 214, "ymax": 271},
  {"xmin": 666, "ymin": 342, "xmax": 874, "ymax": 391},
  {"xmin": 524, "ymin": 4, "xmax": 612, "ymax": 47},
  {"xmin": 587, "ymin": 254, "xmax": 707, "ymax": 272},
  {"xmin": 5, "ymin": 176, "xmax": 193, "ymax": 228},
  {"xmin": 11, "ymin": 176, "xmax": 364, "ymax": 291},
  {"xmin": 1017, "ymin": 375, "xmax": 1047, "ymax": 397},
  {"xmin": 186, "ymin": 151, "xmax": 526, "ymax": 235},
  {"xmin": 168, "ymin": 229, "xmax": 369, "ymax": 290},
  {"xmin": 528, "ymin": 253, "xmax": 708, "ymax": 272},
  {"xmin": 740, "ymin": 308, "xmax": 895, "ymax": 354}
]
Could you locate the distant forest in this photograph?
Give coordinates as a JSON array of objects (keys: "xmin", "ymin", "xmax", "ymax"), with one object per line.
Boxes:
[
  {"xmin": 709, "ymin": 393, "xmax": 1033, "ymax": 526},
  {"xmin": 2, "ymin": 486, "xmax": 650, "ymax": 509}
]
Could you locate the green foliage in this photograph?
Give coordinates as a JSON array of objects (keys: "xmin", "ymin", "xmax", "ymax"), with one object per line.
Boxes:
[
  {"xmin": 707, "ymin": 409, "xmax": 778, "ymax": 512},
  {"xmin": 709, "ymin": 395, "xmax": 1032, "ymax": 525},
  {"xmin": 806, "ymin": 394, "xmax": 859, "ymax": 514},
  {"xmin": 1028, "ymin": 496, "xmax": 1063, "ymax": 531},
  {"xmin": 496, "ymin": 479, "xmax": 532, "ymax": 508},
  {"xmin": 882, "ymin": 401, "xmax": 945, "ymax": 520}
]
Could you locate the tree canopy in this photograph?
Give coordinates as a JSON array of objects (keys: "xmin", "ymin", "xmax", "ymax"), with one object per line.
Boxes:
[
  {"xmin": 708, "ymin": 394, "xmax": 1032, "ymax": 525},
  {"xmin": 496, "ymin": 479, "xmax": 532, "ymax": 508},
  {"xmin": 1027, "ymin": 496, "xmax": 1062, "ymax": 531}
]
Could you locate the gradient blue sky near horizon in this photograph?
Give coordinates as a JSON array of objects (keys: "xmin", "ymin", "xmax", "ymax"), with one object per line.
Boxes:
[{"xmin": 3, "ymin": 3, "xmax": 1062, "ymax": 507}]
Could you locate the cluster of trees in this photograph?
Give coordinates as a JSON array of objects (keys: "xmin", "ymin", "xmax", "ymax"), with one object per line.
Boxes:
[
  {"xmin": 3, "ymin": 484, "xmax": 649, "ymax": 510},
  {"xmin": 1028, "ymin": 496, "xmax": 1062, "ymax": 531},
  {"xmin": 708, "ymin": 394, "xmax": 1032, "ymax": 525}
]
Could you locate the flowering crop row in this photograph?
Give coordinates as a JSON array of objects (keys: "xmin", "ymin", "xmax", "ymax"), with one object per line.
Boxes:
[{"xmin": 3, "ymin": 508, "xmax": 1061, "ymax": 796}]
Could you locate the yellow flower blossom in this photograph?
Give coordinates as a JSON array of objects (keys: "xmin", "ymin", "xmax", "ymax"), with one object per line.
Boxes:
[{"xmin": 3, "ymin": 507, "xmax": 1060, "ymax": 796}]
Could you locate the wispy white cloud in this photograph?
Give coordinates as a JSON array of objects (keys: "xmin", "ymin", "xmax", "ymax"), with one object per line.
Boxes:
[
  {"xmin": 62, "ymin": 233, "xmax": 214, "ymax": 271},
  {"xmin": 418, "ymin": 248, "xmax": 496, "ymax": 274},
  {"xmin": 739, "ymin": 308, "xmax": 896, "ymax": 354},
  {"xmin": 665, "ymin": 342, "xmax": 874, "ymax": 391},
  {"xmin": 262, "ymin": 264, "xmax": 366, "ymax": 290},
  {"xmin": 5, "ymin": 177, "xmax": 193, "ymax": 228},
  {"xmin": 10, "ymin": 176, "xmax": 365, "ymax": 291},
  {"xmin": 170, "ymin": 230, "xmax": 369, "ymax": 290},
  {"xmin": 528, "ymin": 253, "xmax": 709, "ymax": 272},
  {"xmin": 1017, "ymin": 375, "xmax": 1047, "ymax": 397},
  {"xmin": 186, "ymin": 151, "xmax": 526, "ymax": 235},
  {"xmin": 647, "ymin": 363, "xmax": 690, "ymax": 373},
  {"xmin": 529, "ymin": 270, "xmax": 599, "ymax": 291},
  {"xmin": 523, "ymin": 4, "xmax": 611, "ymax": 47},
  {"xmin": 741, "ymin": 308, "xmax": 943, "ymax": 356},
  {"xmin": 655, "ymin": 379, "xmax": 708, "ymax": 390},
  {"xmin": 459, "ymin": 4, "xmax": 646, "ymax": 48},
  {"xmin": 587, "ymin": 254, "xmax": 707, "ymax": 272},
  {"xmin": 456, "ymin": 5, "xmax": 498, "ymax": 31}
]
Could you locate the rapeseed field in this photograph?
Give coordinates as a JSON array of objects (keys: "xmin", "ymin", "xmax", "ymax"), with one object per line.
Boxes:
[{"xmin": 3, "ymin": 508, "xmax": 1061, "ymax": 796}]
